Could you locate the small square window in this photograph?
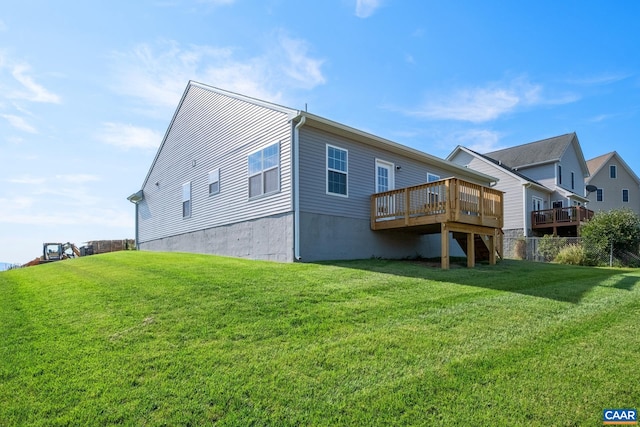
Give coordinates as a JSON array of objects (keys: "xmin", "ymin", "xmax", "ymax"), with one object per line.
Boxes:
[
  {"xmin": 182, "ymin": 182, "xmax": 191, "ymax": 218},
  {"xmin": 208, "ymin": 169, "xmax": 220, "ymax": 195},
  {"xmin": 427, "ymin": 173, "xmax": 440, "ymax": 183}
]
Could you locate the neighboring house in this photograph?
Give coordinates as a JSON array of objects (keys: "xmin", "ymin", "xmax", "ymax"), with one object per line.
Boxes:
[
  {"xmin": 448, "ymin": 132, "xmax": 591, "ymax": 240},
  {"xmin": 585, "ymin": 151, "xmax": 640, "ymax": 216},
  {"xmin": 128, "ymin": 81, "xmax": 503, "ymax": 268}
]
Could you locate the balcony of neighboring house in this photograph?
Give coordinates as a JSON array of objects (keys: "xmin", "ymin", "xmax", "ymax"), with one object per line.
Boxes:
[
  {"xmin": 370, "ymin": 177, "xmax": 504, "ymax": 269},
  {"xmin": 531, "ymin": 206, "xmax": 594, "ymax": 237}
]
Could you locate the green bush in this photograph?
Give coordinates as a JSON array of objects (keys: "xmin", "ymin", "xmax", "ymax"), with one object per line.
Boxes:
[
  {"xmin": 538, "ymin": 235, "xmax": 567, "ymax": 262},
  {"xmin": 554, "ymin": 244, "xmax": 586, "ymax": 265},
  {"xmin": 581, "ymin": 208, "xmax": 640, "ymax": 255}
]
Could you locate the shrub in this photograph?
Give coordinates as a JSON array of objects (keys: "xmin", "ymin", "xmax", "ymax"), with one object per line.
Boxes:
[
  {"xmin": 581, "ymin": 208, "xmax": 640, "ymax": 256},
  {"xmin": 554, "ymin": 244, "xmax": 586, "ymax": 265},
  {"xmin": 538, "ymin": 235, "xmax": 567, "ymax": 262}
]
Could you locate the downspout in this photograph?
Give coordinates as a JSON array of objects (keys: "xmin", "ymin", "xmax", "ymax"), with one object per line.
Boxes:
[
  {"xmin": 293, "ymin": 115, "xmax": 306, "ymax": 261},
  {"xmin": 523, "ymin": 183, "xmax": 531, "ymax": 237}
]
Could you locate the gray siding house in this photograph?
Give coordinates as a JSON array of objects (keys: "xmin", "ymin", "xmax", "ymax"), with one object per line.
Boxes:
[
  {"xmin": 586, "ymin": 151, "xmax": 640, "ymax": 216},
  {"xmin": 448, "ymin": 132, "xmax": 591, "ymax": 239},
  {"xmin": 128, "ymin": 81, "xmax": 503, "ymax": 266}
]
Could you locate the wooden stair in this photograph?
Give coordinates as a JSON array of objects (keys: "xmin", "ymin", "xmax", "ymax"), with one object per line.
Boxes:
[{"xmin": 453, "ymin": 232, "xmax": 492, "ymax": 262}]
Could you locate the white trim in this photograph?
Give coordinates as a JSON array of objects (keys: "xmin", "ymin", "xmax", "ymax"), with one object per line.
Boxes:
[
  {"xmin": 374, "ymin": 158, "xmax": 395, "ymax": 193},
  {"xmin": 427, "ymin": 172, "xmax": 440, "ymax": 183},
  {"xmin": 622, "ymin": 188, "xmax": 630, "ymax": 203},
  {"xmin": 182, "ymin": 181, "xmax": 191, "ymax": 218},
  {"xmin": 326, "ymin": 144, "xmax": 348, "ymax": 197},
  {"xmin": 208, "ymin": 168, "xmax": 220, "ymax": 195},
  {"xmin": 247, "ymin": 142, "xmax": 281, "ymax": 199}
]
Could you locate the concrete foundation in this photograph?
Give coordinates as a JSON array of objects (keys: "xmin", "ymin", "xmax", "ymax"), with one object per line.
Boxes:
[
  {"xmin": 139, "ymin": 212, "xmax": 294, "ymax": 262},
  {"xmin": 298, "ymin": 212, "xmax": 462, "ymax": 261}
]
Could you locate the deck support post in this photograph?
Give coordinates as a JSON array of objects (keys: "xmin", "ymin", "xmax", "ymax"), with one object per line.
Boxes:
[
  {"xmin": 467, "ymin": 232, "xmax": 475, "ymax": 268},
  {"xmin": 441, "ymin": 222, "xmax": 450, "ymax": 270},
  {"xmin": 488, "ymin": 233, "xmax": 496, "ymax": 265}
]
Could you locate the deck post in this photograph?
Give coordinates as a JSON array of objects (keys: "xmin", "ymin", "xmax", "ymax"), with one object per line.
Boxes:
[
  {"xmin": 441, "ymin": 222, "xmax": 450, "ymax": 270},
  {"xmin": 467, "ymin": 232, "xmax": 475, "ymax": 268},
  {"xmin": 404, "ymin": 187, "xmax": 410, "ymax": 226},
  {"xmin": 488, "ymin": 233, "xmax": 496, "ymax": 265},
  {"xmin": 370, "ymin": 195, "xmax": 376, "ymax": 230}
]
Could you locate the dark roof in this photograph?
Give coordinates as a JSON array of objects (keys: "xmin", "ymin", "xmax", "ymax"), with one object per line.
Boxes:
[
  {"xmin": 465, "ymin": 147, "xmax": 546, "ymax": 188},
  {"xmin": 484, "ymin": 132, "xmax": 577, "ymax": 169}
]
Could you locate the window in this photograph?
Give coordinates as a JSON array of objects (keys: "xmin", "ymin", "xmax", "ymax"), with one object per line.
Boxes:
[
  {"xmin": 427, "ymin": 173, "xmax": 440, "ymax": 182},
  {"xmin": 596, "ymin": 188, "xmax": 604, "ymax": 202},
  {"xmin": 623, "ymin": 189, "xmax": 629, "ymax": 203},
  {"xmin": 375, "ymin": 159, "xmax": 394, "ymax": 193},
  {"xmin": 182, "ymin": 182, "xmax": 191, "ymax": 218},
  {"xmin": 327, "ymin": 145, "xmax": 348, "ymax": 196},
  {"xmin": 208, "ymin": 168, "xmax": 220, "ymax": 195},
  {"xmin": 248, "ymin": 143, "xmax": 280, "ymax": 198},
  {"xmin": 557, "ymin": 165, "xmax": 562, "ymax": 185},
  {"xmin": 610, "ymin": 165, "xmax": 617, "ymax": 179},
  {"xmin": 532, "ymin": 196, "xmax": 543, "ymax": 211},
  {"xmin": 571, "ymin": 172, "xmax": 575, "ymax": 190}
]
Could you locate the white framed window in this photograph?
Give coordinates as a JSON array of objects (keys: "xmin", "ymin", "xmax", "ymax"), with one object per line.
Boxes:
[
  {"xmin": 623, "ymin": 189, "xmax": 629, "ymax": 203},
  {"xmin": 596, "ymin": 188, "xmax": 604, "ymax": 202},
  {"xmin": 557, "ymin": 165, "xmax": 562, "ymax": 185},
  {"xmin": 427, "ymin": 173, "xmax": 440, "ymax": 183},
  {"xmin": 248, "ymin": 142, "xmax": 280, "ymax": 198},
  {"xmin": 571, "ymin": 172, "xmax": 575, "ymax": 190},
  {"xmin": 182, "ymin": 181, "xmax": 191, "ymax": 218},
  {"xmin": 208, "ymin": 168, "xmax": 220, "ymax": 195},
  {"xmin": 610, "ymin": 165, "xmax": 617, "ymax": 179},
  {"xmin": 375, "ymin": 159, "xmax": 394, "ymax": 193},
  {"xmin": 532, "ymin": 196, "xmax": 543, "ymax": 211},
  {"xmin": 327, "ymin": 144, "xmax": 348, "ymax": 196}
]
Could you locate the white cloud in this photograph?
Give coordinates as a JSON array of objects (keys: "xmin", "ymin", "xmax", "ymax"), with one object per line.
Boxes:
[
  {"xmin": 355, "ymin": 0, "xmax": 382, "ymax": 18},
  {"xmin": 8, "ymin": 176, "xmax": 46, "ymax": 185},
  {"xmin": 405, "ymin": 76, "xmax": 579, "ymax": 123},
  {"xmin": 55, "ymin": 174, "xmax": 101, "ymax": 182},
  {"xmin": 10, "ymin": 63, "xmax": 61, "ymax": 104},
  {"xmin": 0, "ymin": 197, "xmax": 131, "ymax": 227},
  {"xmin": 449, "ymin": 129, "xmax": 505, "ymax": 153},
  {"xmin": 277, "ymin": 34, "xmax": 326, "ymax": 89},
  {"xmin": 110, "ymin": 36, "xmax": 326, "ymax": 113},
  {"xmin": 97, "ymin": 122, "xmax": 163, "ymax": 150},
  {"xmin": 1, "ymin": 114, "xmax": 37, "ymax": 133},
  {"xmin": 567, "ymin": 72, "xmax": 631, "ymax": 86}
]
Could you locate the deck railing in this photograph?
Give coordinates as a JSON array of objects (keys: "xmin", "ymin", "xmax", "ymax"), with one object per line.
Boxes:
[
  {"xmin": 531, "ymin": 206, "xmax": 594, "ymax": 229},
  {"xmin": 371, "ymin": 178, "xmax": 503, "ymax": 230}
]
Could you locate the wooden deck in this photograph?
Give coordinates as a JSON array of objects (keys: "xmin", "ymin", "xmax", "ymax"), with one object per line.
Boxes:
[
  {"xmin": 370, "ymin": 178, "xmax": 504, "ymax": 268},
  {"xmin": 531, "ymin": 206, "xmax": 594, "ymax": 236}
]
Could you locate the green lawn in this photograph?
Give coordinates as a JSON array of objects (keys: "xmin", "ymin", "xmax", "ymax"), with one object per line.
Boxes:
[{"xmin": 1, "ymin": 252, "xmax": 638, "ymax": 426}]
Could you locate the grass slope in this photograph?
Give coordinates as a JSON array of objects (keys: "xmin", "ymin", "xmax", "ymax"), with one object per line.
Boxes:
[{"xmin": 1, "ymin": 252, "xmax": 639, "ymax": 426}]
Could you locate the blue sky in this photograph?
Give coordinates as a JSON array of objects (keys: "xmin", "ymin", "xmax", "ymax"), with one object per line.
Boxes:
[{"xmin": 1, "ymin": 0, "xmax": 639, "ymax": 265}]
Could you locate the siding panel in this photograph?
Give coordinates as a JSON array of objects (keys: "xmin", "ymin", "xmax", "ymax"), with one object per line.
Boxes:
[
  {"xmin": 299, "ymin": 126, "xmax": 464, "ymax": 219},
  {"xmin": 138, "ymin": 85, "xmax": 293, "ymax": 243}
]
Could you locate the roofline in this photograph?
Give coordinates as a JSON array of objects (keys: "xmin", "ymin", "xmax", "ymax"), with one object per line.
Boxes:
[
  {"xmin": 447, "ymin": 145, "xmax": 550, "ymax": 192},
  {"xmin": 189, "ymin": 81, "xmax": 299, "ymax": 117},
  {"xmin": 133, "ymin": 81, "xmax": 500, "ymax": 195},
  {"xmin": 296, "ymin": 113, "xmax": 500, "ymax": 185},
  {"xmin": 586, "ymin": 151, "xmax": 640, "ymax": 185},
  {"xmin": 137, "ymin": 81, "xmax": 300, "ymax": 191}
]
